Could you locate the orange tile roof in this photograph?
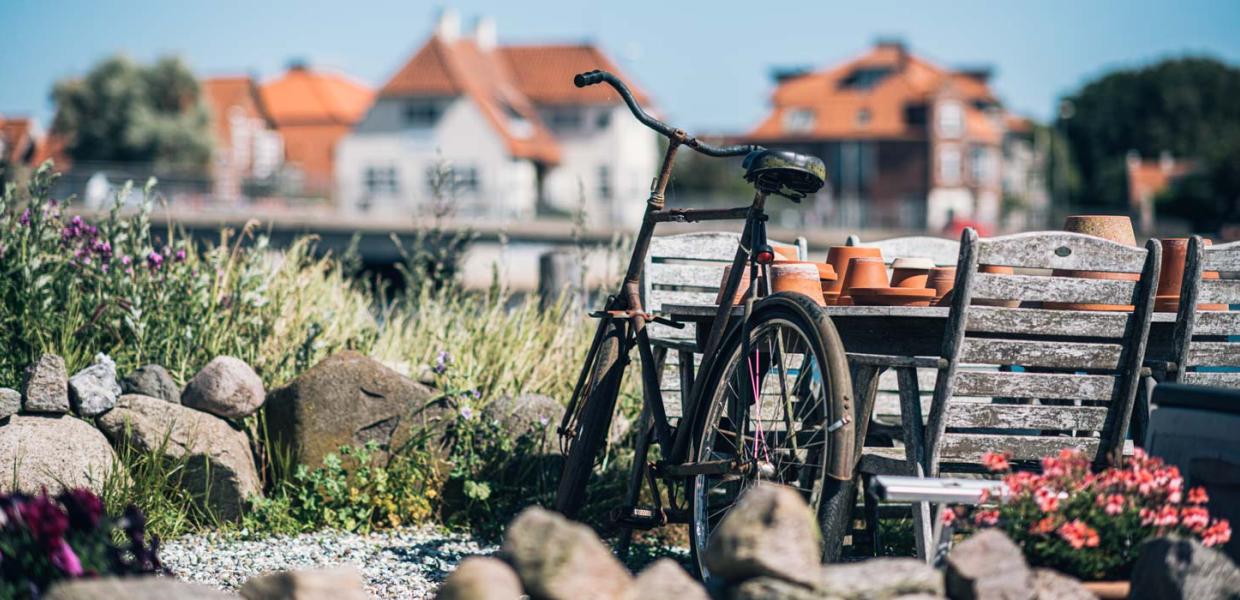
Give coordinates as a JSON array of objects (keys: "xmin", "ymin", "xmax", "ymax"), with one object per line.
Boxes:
[
  {"xmin": 748, "ymin": 43, "xmax": 1007, "ymax": 143},
  {"xmin": 0, "ymin": 116, "xmax": 42, "ymax": 165},
  {"xmin": 1127, "ymin": 157, "xmax": 1194, "ymax": 204},
  {"xmin": 259, "ymin": 66, "xmax": 373, "ymax": 127},
  {"xmin": 498, "ymin": 44, "xmax": 650, "ymax": 105},
  {"xmin": 378, "ymin": 35, "xmax": 564, "ymax": 164}
]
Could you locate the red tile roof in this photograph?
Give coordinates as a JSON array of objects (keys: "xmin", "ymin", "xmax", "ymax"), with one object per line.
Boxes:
[
  {"xmin": 498, "ymin": 44, "xmax": 650, "ymax": 105},
  {"xmin": 0, "ymin": 116, "xmax": 39, "ymax": 164},
  {"xmin": 203, "ymin": 76, "xmax": 267, "ymax": 148},
  {"xmin": 259, "ymin": 66, "xmax": 373, "ymax": 127},
  {"xmin": 1128, "ymin": 156, "xmax": 1194, "ymax": 204}
]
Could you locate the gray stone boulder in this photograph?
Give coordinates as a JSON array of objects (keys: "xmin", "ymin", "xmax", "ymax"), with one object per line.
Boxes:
[
  {"xmin": 630, "ymin": 558, "xmax": 710, "ymax": 600},
  {"xmin": 45, "ymin": 578, "xmax": 237, "ymax": 599},
  {"xmin": 23, "ymin": 353, "xmax": 69, "ymax": 413},
  {"xmin": 98, "ymin": 394, "xmax": 261, "ymax": 520},
  {"xmin": 0, "ymin": 414, "xmax": 120, "ymax": 494},
  {"xmin": 69, "ymin": 353, "xmax": 122, "ymax": 417},
  {"xmin": 240, "ymin": 565, "xmax": 367, "ymax": 600},
  {"xmin": 435, "ymin": 556, "xmax": 525, "ymax": 600},
  {"xmin": 265, "ymin": 351, "xmax": 440, "ymax": 470},
  {"xmin": 945, "ymin": 529, "xmax": 1034, "ymax": 600},
  {"xmin": 182, "ymin": 356, "xmax": 266, "ymax": 419},
  {"xmin": 818, "ymin": 558, "xmax": 944, "ymax": 599},
  {"xmin": 0, "ymin": 387, "xmax": 19, "ymax": 420},
  {"xmin": 1129, "ymin": 535, "xmax": 1240, "ymax": 600},
  {"xmin": 502, "ymin": 506, "xmax": 633, "ymax": 600},
  {"xmin": 704, "ymin": 483, "xmax": 822, "ymax": 587},
  {"xmin": 121, "ymin": 364, "xmax": 181, "ymax": 403},
  {"xmin": 1032, "ymin": 569, "xmax": 1095, "ymax": 600},
  {"xmin": 729, "ymin": 577, "xmax": 819, "ymax": 600},
  {"xmin": 482, "ymin": 393, "xmax": 562, "ymax": 446}
]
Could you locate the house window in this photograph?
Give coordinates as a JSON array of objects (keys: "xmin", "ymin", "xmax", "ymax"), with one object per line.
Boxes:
[
  {"xmin": 595, "ymin": 110, "xmax": 611, "ymax": 129},
  {"xmin": 428, "ymin": 165, "xmax": 480, "ymax": 195},
  {"xmin": 500, "ymin": 101, "xmax": 532, "ymax": 138},
  {"xmin": 937, "ymin": 101, "xmax": 963, "ymax": 138},
  {"xmin": 783, "ymin": 108, "xmax": 815, "ymax": 133},
  {"xmin": 546, "ymin": 107, "xmax": 583, "ymax": 131},
  {"xmin": 404, "ymin": 101, "xmax": 442, "ymax": 128},
  {"xmin": 971, "ymin": 146, "xmax": 996, "ymax": 185},
  {"xmin": 455, "ymin": 166, "xmax": 480, "ymax": 194},
  {"xmin": 364, "ymin": 166, "xmax": 399, "ymax": 196},
  {"xmin": 840, "ymin": 67, "xmax": 893, "ymax": 90},
  {"xmin": 598, "ymin": 165, "xmax": 612, "ymax": 200},
  {"xmin": 938, "ymin": 145, "xmax": 961, "ymax": 185}
]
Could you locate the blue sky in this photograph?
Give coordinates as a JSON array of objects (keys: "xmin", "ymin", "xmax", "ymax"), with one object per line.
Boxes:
[{"xmin": 2, "ymin": 1, "xmax": 1238, "ymax": 133}]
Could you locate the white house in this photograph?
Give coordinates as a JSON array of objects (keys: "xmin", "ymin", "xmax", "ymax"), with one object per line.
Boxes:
[{"xmin": 335, "ymin": 11, "xmax": 659, "ymax": 229}]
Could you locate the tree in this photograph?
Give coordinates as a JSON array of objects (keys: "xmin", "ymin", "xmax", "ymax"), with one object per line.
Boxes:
[
  {"xmin": 51, "ymin": 55, "xmax": 212, "ymax": 172},
  {"xmin": 1059, "ymin": 57, "xmax": 1240, "ymax": 213}
]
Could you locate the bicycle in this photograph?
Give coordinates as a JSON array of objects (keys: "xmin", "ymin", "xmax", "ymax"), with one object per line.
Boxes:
[{"xmin": 555, "ymin": 70, "xmax": 858, "ymax": 578}]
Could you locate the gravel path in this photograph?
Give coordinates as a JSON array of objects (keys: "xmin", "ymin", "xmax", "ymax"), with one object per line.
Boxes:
[{"xmin": 162, "ymin": 526, "xmax": 496, "ymax": 599}]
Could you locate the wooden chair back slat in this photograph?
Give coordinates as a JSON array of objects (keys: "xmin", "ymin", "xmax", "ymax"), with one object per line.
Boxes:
[
  {"xmin": 954, "ymin": 371, "xmax": 1117, "ymax": 402},
  {"xmin": 1187, "ymin": 343, "xmax": 1240, "ymax": 368},
  {"xmin": 975, "ymin": 231, "xmax": 1148, "ymax": 272},
  {"xmin": 971, "ymin": 273, "xmax": 1138, "ymax": 306},
  {"xmin": 1182, "ymin": 311, "xmax": 1240, "ymax": 336},
  {"xmin": 1179, "ymin": 371, "xmax": 1240, "ymax": 387},
  {"xmin": 1169, "ymin": 237, "xmax": 1240, "ymax": 384},
  {"xmin": 1201, "ymin": 239, "xmax": 1240, "ymax": 272},
  {"xmin": 945, "ymin": 404, "xmax": 1110, "ymax": 431},
  {"xmin": 958, "ymin": 338, "xmax": 1124, "ymax": 370},
  {"xmin": 1195, "ymin": 279, "xmax": 1240, "ymax": 304},
  {"xmin": 965, "ymin": 307, "xmax": 1130, "ymax": 338},
  {"xmin": 940, "ymin": 434, "xmax": 1106, "ymax": 463},
  {"xmin": 846, "ymin": 235, "xmax": 960, "ymax": 266}
]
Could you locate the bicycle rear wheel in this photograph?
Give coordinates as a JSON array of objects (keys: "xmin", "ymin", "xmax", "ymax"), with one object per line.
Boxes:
[
  {"xmin": 554, "ymin": 321, "xmax": 626, "ymax": 518},
  {"xmin": 687, "ymin": 292, "xmax": 854, "ymax": 579}
]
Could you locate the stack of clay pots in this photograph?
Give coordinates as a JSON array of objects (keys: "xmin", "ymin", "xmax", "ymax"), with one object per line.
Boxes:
[
  {"xmin": 825, "ymin": 247, "xmax": 941, "ymax": 307},
  {"xmin": 715, "ymin": 259, "xmax": 838, "ymax": 307}
]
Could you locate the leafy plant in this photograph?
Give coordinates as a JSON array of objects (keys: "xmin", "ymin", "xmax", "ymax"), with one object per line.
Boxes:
[
  {"xmin": 0, "ymin": 490, "xmax": 163, "ymax": 598},
  {"xmin": 948, "ymin": 448, "xmax": 1233, "ymax": 581}
]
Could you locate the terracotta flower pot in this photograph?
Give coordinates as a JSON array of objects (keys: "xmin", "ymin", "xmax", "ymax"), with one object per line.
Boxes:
[
  {"xmin": 825, "ymin": 246, "xmax": 882, "ymax": 294},
  {"xmin": 927, "ymin": 267, "xmax": 957, "ymax": 302},
  {"xmin": 850, "ymin": 287, "xmax": 936, "ymax": 307},
  {"xmin": 1157, "ymin": 238, "xmax": 1190, "ymax": 297},
  {"xmin": 770, "ymin": 263, "xmax": 826, "ymax": 306},
  {"xmin": 716, "ymin": 265, "xmax": 752, "ymax": 305},
  {"xmin": 840, "ymin": 257, "xmax": 889, "ymax": 299},
  {"xmin": 773, "ymin": 244, "xmax": 800, "ymax": 261},
  {"xmin": 1063, "ymin": 215, "xmax": 1137, "ymax": 245},
  {"xmin": 890, "ymin": 257, "xmax": 936, "ymax": 288},
  {"xmin": 1081, "ymin": 581, "xmax": 1130, "ymax": 599},
  {"xmin": 975, "ymin": 264, "xmax": 1019, "ymax": 307}
]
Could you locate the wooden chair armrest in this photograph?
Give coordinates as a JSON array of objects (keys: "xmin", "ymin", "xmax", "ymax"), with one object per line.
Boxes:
[
  {"xmin": 649, "ymin": 338, "xmax": 699, "ymax": 353},
  {"xmin": 848, "ymin": 353, "xmax": 945, "ymax": 369}
]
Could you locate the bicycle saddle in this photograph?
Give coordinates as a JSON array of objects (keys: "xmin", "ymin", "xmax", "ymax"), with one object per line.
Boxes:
[{"xmin": 742, "ymin": 149, "xmax": 827, "ymax": 201}]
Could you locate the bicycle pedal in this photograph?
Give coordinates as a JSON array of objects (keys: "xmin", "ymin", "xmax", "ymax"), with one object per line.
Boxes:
[{"xmin": 612, "ymin": 506, "xmax": 666, "ymax": 529}]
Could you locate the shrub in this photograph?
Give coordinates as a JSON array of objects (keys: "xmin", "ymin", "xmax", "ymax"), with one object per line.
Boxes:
[
  {"xmin": 949, "ymin": 448, "xmax": 1233, "ymax": 580},
  {"xmin": 0, "ymin": 489, "xmax": 162, "ymax": 597}
]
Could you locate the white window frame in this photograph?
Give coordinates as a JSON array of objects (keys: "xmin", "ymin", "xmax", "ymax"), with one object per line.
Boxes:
[
  {"xmin": 938, "ymin": 145, "xmax": 962, "ymax": 186},
  {"xmin": 937, "ymin": 101, "xmax": 964, "ymax": 138},
  {"xmin": 783, "ymin": 108, "xmax": 815, "ymax": 133}
]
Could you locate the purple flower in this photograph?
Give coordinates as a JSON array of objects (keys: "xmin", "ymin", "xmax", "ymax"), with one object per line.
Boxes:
[
  {"xmin": 18, "ymin": 209, "xmax": 31, "ymax": 226},
  {"xmin": 469, "ymin": 389, "xmax": 480, "ymax": 399},
  {"xmin": 146, "ymin": 251, "xmax": 164, "ymax": 270},
  {"xmin": 20, "ymin": 495, "xmax": 69, "ymax": 543},
  {"xmin": 174, "ymin": 249, "xmax": 187, "ymax": 263},
  {"xmin": 459, "ymin": 406, "xmax": 475, "ymax": 420},
  {"xmin": 47, "ymin": 539, "xmax": 83, "ymax": 577},
  {"xmin": 433, "ymin": 350, "xmax": 451, "ymax": 374},
  {"xmin": 539, "ymin": 415, "xmax": 551, "ymax": 427},
  {"xmin": 58, "ymin": 489, "xmax": 103, "ymax": 531},
  {"xmin": 120, "ymin": 255, "xmax": 132, "ymax": 266}
]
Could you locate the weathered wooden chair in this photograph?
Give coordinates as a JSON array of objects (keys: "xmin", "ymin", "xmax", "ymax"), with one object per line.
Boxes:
[
  {"xmin": 854, "ymin": 228, "xmax": 1162, "ymax": 560},
  {"xmin": 641, "ymin": 232, "xmax": 806, "ymax": 421}
]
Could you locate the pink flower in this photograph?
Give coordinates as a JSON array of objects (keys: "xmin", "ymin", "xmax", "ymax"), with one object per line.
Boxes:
[
  {"xmin": 1203, "ymin": 520, "xmax": 1232, "ymax": 547},
  {"xmin": 1035, "ymin": 487, "xmax": 1060, "ymax": 512},
  {"xmin": 1181, "ymin": 507, "xmax": 1210, "ymax": 532},
  {"xmin": 1030, "ymin": 516, "xmax": 1057, "ymax": 535},
  {"xmin": 20, "ymin": 495, "xmax": 69, "ymax": 543},
  {"xmin": 1152, "ymin": 505, "xmax": 1179, "ymax": 527},
  {"xmin": 974, "ymin": 509, "xmax": 1000, "ymax": 526},
  {"xmin": 1187, "ymin": 486, "xmax": 1209, "ymax": 505},
  {"xmin": 1103, "ymin": 494, "xmax": 1125, "ymax": 516},
  {"xmin": 981, "ymin": 451, "xmax": 1011, "ymax": 472},
  {"xmin": 48, "ymin": 539, "xmax": 83, "ymax": 576},
  {"xmin": 147, "ymin": 251, "xmax": 164, "ymax": 270},
  {"xmin": 941, "ymin": 507, "xmax": 957, "ymax": 527},
  {"xmin": 1058, "ymin": 519, "xmax": 1100, "ymax": 549}
]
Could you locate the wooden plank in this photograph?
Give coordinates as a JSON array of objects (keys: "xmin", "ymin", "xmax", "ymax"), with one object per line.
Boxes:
[
  {"xmin": 1202, "ymin": 240, "xmax": 1240, "ymax": 271},
  {"xmin": 1179, "ymin": 371, "xmax": 1240, "ymax": 389},
  {"xmin": 977, "ymin": 231, "xmax": 1147, "ymax": 273},
  {"xmin": 966, "ymin": 306, "xmax": 1129, "ymax": 338},
  {"xmin": 954, "ymin": 371, "xmax": 1117, "ymax": 401},
  {"xmin": 647, "ymin": 322, "xmax": 695, "ymax": 342},
  {"xmin": 1190, "ymin": 311, "xmax": 1240, "ymax": 336},
  {"xmin": 851, "ymin": 236, "xmax": 961, "ymax": 266},
  {"xmin": 959, "ymin": 338, "xmax": 1122, "ymax": 370},
  {"xmin": 1187, "ymin": 342, "xmax": 1240, "ymax": 368},
  {"xmin": 1195, "ymin": 280, "xmax": 1240, "ymax": 305},
  {"xmin": 650, "ymin": 232, "xmax": 740, "ymax": 262},
  {"xmin": 878, "ymin": 368, "xmax": 938, "ymax": 392},
  {"xmin": 940, "ymin": 433, "xmax": 1102, "ymax": 462},
  {"xmin": 647, "ymin": 290, "xmax": 719, "ymax": 311},
  {"xmin": 945, "ymin": 404, "xmax": 1110, "ymax": 431},
  {"xmin": 646, "ymin": 263, "xmax": 727, "ymax": 289},
  {"xmin": 971, "ymin": 272, "xmax": 1136, "ymax": 305}
]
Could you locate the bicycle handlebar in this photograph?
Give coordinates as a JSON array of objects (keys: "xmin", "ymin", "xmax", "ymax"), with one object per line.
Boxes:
[{"xmin": 574, "ymin": 70, "xmax": 762, "ymax": 158}]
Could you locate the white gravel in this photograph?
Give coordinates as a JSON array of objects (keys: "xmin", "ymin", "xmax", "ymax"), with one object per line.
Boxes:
[{"xmin": 161, "ymin": 526, "xmax": 496, "ymax": 599}]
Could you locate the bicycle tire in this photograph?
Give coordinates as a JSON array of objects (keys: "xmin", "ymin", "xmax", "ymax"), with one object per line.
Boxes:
[
  {"xmin": 554, "ymin": 321, "xmax": 625, "ymax": 518},
  {"xmin": 686, "ymin": 292, "xmax": 855, "ymax": 578}
]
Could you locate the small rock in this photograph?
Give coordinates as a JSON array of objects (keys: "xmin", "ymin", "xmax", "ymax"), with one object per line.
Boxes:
[
  {"xmin": 1129, "ymin": 535, "xmax": 1240, "ymax": 600},
  {"xmin": 704, "ymin": 483, "xmax": 822, "ymax": 587},
  {"xmin": 22, "ymin": 353, "xmax": 69, "ymax": 413},
  {"xmin": 240, "ymin": 565, "xmax": 368, "ymax": 600},
  {"xmin": 121, "ymin": 364, "xmax": 181, "ymax": 403},
  {"xmin": 69, "ymin": 353, "xmax": 122, "ymax": 417},
  {"xmin": 502, "ymin": 506, "xmax": 633, "ymax": 600},
  {"xmin": 729, "ymin": 577, "xmax": 820, "ymax": 600},
  {"xmin": 818, "ymin": 558, "xmax": 944, "ymax": 599},
  {"xmin": 435, "ymin": 556, "xmax": 524, "ymax": 600},
  {"xmin": 629, "ymin": 559, "xmax": 710, "ymax": 600},
  {"xmin": 44, "ymin": 577, "xmax": 237, "ymax": 599},
  {"xmin": 1032, "ymin": 569, "xmax": 1095, "ymax": 600},
  {"xmin": 482, "ymin": 393, "xmax": 562, "ymax": 445},
  {"xmin": 182, "ymin": 356, "xmax": 266, "ymax": 419},
  {"xmin": 0, "ymin": 414, "xmax": 119, "ymax": 494},
  {"xmin": 98, "ymin": 394, "xmax": 261, "ymax": 520},
  {"xmin": 0, "ymin": 387, "xmax": 20, "ymax": 420},
  {"xmin": 945, "ymin": 529, "xmax": 1034, "ymax": 600}
]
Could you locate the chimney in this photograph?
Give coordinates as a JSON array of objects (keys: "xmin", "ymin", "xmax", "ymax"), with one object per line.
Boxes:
[
  {"xmin": 875, "ymin": 37, "xmax": 908, "ymax": 71},
  {"xmin": 473, "ymin": 16, "xmax": 497, "ymax": 51},
  {"xmin": 434, "ymin": 8, "xmax": 460, "ymax": 42}
]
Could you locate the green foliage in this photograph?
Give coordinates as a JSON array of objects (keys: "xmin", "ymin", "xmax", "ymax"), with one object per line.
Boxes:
[
  {"xmin": 1157, "ymin": 134, "xmax": 1240, "ymax": 229},
  {"xmin": 51, "ymin": 55, "xmax": 213, "ymax": 172},
  {"xmin": 1060, "ymin": 56, "xmax": 1240, "ymax": 211}
]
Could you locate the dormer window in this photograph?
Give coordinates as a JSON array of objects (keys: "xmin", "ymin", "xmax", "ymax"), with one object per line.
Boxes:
[
  {"xmin": 840, "ymin": 67, "xmax": 893, "ymax": 90},
  {"xmin": 500, "ymin": 101, "xmax": 532, "ymax": 139},
  {"xmin": 404, "ymin": 100, "xmax": 443, "ymax": 128},
  {"xmin": 783, "ymin": 108, "xmax": 815, "ymax": 133}
]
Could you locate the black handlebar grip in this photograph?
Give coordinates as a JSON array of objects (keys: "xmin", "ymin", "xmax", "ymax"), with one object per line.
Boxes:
[{"xmin": 574, "ymin": 70, "xmax": 605, "ymax": 87}]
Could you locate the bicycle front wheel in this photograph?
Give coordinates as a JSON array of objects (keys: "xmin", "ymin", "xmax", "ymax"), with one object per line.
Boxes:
[{"xmin": 687, "ymin": 292, "xmax": 854, "ymax": 579}]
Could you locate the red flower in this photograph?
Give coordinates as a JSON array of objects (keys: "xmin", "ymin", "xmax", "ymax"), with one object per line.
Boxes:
[
  {"xmin": 1030, "ymin": 516, "xmax": 1057, "ymax": 535},
  {"xmin": 19, "ymin": 495, "xmax": 69, "ymax": 544},
  {"xmin": 941, "ymin": 507, "xmax": 958, "ymax": 526},
  {"xmin": 1202, "ymin": 520, "xmax": 1232, "ymax": 547},
  {"xmin": 1058, "ymin": 519, "xmax": 1101, "ymax": 549},
  {"xmin": 974, "ymin": 509, "xmax": 1000, "ymax": 527},
  {"xmin": 1181, "ymin": 507, "xmax": 1211, "ymax": 532},
  {"xmin": 1187, "ymin": 486, "xmax": 1209, "ymax": 505},
  {"xmin": 1102, "ymin": 494, "xmax": 1125, "ymax": 516},
  {"xmin": 981, "ymin": 451, "xmax": 1011, "ymax": 472},
  {"xmin": 1035, "ymin": 487, "xmax": 1061, "ymax": 512},
  {"xmin": 1152, "ymin": 504, "xmax": 1179, "ymax": 527}
]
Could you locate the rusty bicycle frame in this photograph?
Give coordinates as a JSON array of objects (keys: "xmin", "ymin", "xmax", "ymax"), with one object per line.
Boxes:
[{"xmin": 556, "ymin": 70, "xmax": 849, "ymax": 530}]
